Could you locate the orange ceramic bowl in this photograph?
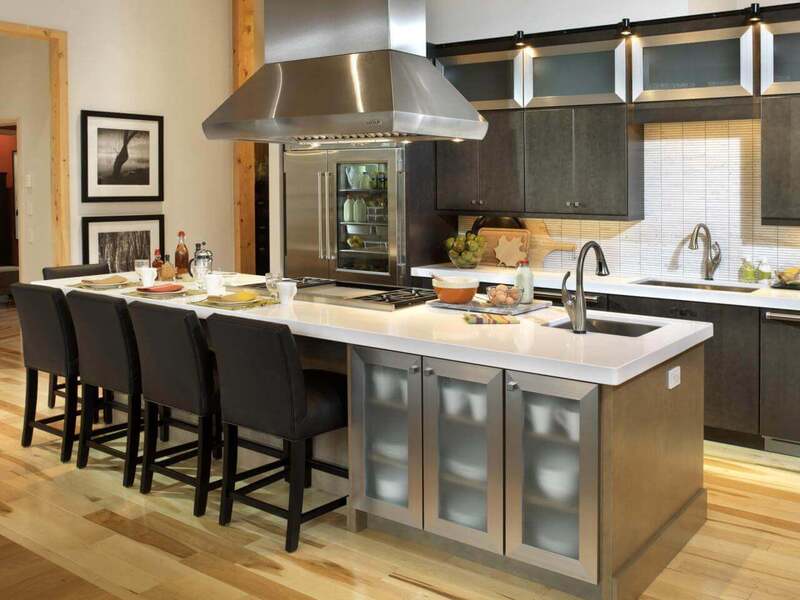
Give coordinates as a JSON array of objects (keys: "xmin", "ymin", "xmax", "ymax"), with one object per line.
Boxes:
[{"xmin": 433, "ymin": 276, "xmax": 479, "ymax": 304}]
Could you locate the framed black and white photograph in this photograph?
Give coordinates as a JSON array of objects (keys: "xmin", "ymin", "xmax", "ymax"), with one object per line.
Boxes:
[
  {"xmin": 81, "ymin": 110, "xmax": 164, "ymax": 202},
  {"xmin": 82, "ymin": 215, "xmax": 164, "ymax": 272}
]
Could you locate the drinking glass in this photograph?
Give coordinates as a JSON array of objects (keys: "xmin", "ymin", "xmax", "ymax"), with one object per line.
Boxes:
[
  {"xmin": 134, "ymin": 259, "xmax": 149, "ymax": 282},
  {"xmin": 264, "ymin": 272, "xmax": 280, "ymax": 299}
]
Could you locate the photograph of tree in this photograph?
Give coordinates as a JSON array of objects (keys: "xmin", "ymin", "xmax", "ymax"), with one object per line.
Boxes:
[
  {"xmin": 81, "ymin": 110, "xmax": 163, "ymax": 202},
  {"xmin": 96, "ymin": 128, "xmax": 150, "ymax": 185},
  {"xmin": 98, "ymin": 230, "xmax": 151, "ymax": 272}
]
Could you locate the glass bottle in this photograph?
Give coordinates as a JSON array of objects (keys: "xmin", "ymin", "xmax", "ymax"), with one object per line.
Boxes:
[
  {"xmin": 738, "ymin": 256, "xmax": 756, "ymax": 283},
  {"xmin": 758, "ymin": 259, "xmax": 773, "ymax": 283},
  {"xmin": 353, "ymin": 196, "xmax": 367, "ymax": 223},
  {"xmin": 515, "ymin": 259, "xmax": 534, "ymax": 304},
  {"xmin": 160, "ymin": 254, "xmax": 176, "ymax": 281},
  {"xmin": 175, "ymin": 230, "xmax": 190, "ymax": 277},
  {"xmin": 343, "ymin": 195, "xmax": 354, "ymax": 223}
]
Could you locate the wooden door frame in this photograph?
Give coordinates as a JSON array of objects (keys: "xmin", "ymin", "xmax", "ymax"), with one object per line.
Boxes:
[
  {"xmin": 0, "ymin": 21, "xmax": 70, "ymax": 266},
  {"xmin": 232, "ymin": 0, "xmax": 257, "ymax": 274}
]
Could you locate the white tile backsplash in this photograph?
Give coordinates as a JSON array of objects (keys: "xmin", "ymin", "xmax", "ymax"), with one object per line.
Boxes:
[{"xmin": 460, "ymin": 119, "xmax": 800, "ymax": 282}]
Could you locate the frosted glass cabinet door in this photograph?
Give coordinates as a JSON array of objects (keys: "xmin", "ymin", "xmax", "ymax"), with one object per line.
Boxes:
[
  {"xmin": 349, "ymin": 346, "xmax": 423, "ymax": 528},
  {"xmin": 761, "ymin": 22, "xmax": 800, "ymax": 95},
  {"xmin": 437, "ymin": 50, "xmax": 525, "ymax": 109},
  {"xmin": 422, "ymin": 358, "xmax": 504, "ymax": 554},
  {"xmin": 632, "ymin": 26, "xmax": 754, "ymax": 102},
  {"xmin": 524, "ymin": 39, "xmax": 626, "ymax": 107},
  {"xmin": 505, "ymin": 371, "xmax": 599, "ymax": 584}
]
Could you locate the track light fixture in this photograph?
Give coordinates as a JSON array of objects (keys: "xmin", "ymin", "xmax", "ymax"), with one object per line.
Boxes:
[
  {"xmin": 514, "ymin": 30, "xmax": 526, "ymax": 47},
  {"xmin": 619, "ymin": 18, "xmax": 633, "ymax": 37},
  {"xmin": 747, "ymin": 3, "xmax": 761, "ymax": 22}
]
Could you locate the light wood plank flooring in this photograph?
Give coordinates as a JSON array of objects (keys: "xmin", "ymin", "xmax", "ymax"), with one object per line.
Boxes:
[{"xmin": 1, "ymin": 302, "xmax": 800, "ymax": 599}]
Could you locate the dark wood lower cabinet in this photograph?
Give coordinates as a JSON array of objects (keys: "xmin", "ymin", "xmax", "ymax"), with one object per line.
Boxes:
[
  {"xmin": 607, "ymin": 295, "xmax": 759, "ymax": 435},
  {"xmin": 760, "ymin": 310, "xmax": 800, "ymax": 442}
]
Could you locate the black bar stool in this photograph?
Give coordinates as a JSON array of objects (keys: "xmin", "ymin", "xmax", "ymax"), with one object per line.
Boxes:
[
  {"xmin": 128, "ymin": 302, "xmax": 222, "ymax": 516},
  {"xmin": 11, "ymin": 283, "xmax": 80, "ymax": 462},
  {"xmin": 207, "ymin": 314, "xmax": 349, "ymax": 552},
  {"xmin": 67, "ymin": 291, "xmax": 143, "ymax": 487},
  {"xmin": 43, "ymin": 262, "xmax": 112, "ymax": 423}
]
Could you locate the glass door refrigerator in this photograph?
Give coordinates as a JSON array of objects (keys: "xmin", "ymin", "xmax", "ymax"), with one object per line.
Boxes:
[{"xmin": 284, "ymin": 146, "xmax": 403, "ymax": 285}]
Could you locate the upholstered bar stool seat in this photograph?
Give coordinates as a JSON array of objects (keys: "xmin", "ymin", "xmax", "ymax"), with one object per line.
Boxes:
[
  {"xmin": 43, "ymin": 262, "xmax": 113, "ymax": 422},
  {"xmin": 129, "ymin": 302, "xmax": 222, "ymax": 517},
  {"xmin": 11, "ymin": 283, "xmax": 81, "ymax": 462},
  {"xmin": 207, "ymin": 314, "xmax": 348, "ymax": 552},
  {"xmin": 67, "ymin": 291, "xmax": 143, "ymax": 487}
]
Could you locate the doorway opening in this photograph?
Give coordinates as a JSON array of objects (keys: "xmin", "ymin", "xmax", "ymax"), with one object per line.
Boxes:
[{"xmin": 0, "ymin": 121, "xmax": 19, "ymax": 301}]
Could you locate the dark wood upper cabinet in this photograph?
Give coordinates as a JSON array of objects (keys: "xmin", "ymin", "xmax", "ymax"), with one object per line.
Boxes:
[
  {"xmin": 524, "ymin": 105, "xmax": 643, "ymax": 219},
  {"xmin": 607, "ymin": 295, "xmax": 759, "ymax": 435},
  {"xmin": 436, "ymin": 110, "xmax": 524, "ymax": 212},
  {"xmin": 760, "ymin": 309, "xmax": 800, "ymax": 442},
  {"xmin": 761, "ymin": 95, "xmax": 800, "ymax": 224},
  {"xmin": 524, "ymin": 108, "xmax": 575, "ymax": 215}
]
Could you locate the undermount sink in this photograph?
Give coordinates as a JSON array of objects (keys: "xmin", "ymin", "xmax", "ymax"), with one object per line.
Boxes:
[
  {"xmin": 635, "ymin": 279, "xmax": 759, "ymax": 293},
  {"xmin": 550, "ymin": 319, "xmax": 662, "ymax": 337}
]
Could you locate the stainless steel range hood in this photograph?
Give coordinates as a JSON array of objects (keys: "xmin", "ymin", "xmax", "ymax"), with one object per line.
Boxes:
[{"xmin": 202, "ymin": 0, "xmax": 487, "ymax": 143}]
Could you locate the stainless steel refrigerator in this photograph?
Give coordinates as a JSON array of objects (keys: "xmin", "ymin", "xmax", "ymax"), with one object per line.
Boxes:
[{"xmin": 284, "ymin": 145, "xmax": 407, "ymax": 285}]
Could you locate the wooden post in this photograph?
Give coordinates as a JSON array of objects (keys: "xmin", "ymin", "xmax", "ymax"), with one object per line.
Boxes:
[
  {"xmin": 0, "ymin": 21, "xmax": 70, "ymax": 267},
  {"xmin": 232, "ymin": 0, "xmax": 257, "ymax": 274}
]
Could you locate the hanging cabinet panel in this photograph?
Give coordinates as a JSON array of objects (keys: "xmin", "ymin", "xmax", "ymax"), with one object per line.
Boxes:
[
  {"xmin": 437, "ymin": 50, "xmax": 525, "ymax": 110},
  {"xmin": 761, "ymin": 21, "xmax": 800, "ymax": 95},
  {"xmin": 632, "ymin": 26, "xmax": 754, "ymax": 102},
  {"xmin": 524, "ymin": 39, "xmax": 626, "ymax": 107}
]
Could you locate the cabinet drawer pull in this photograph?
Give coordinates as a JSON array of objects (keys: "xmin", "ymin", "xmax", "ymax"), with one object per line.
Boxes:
[
  {"xmin": 507, "ymin": 381, "xmax": 519, "ymax": 391},
  {"xmin": 574, "ymin": 201, "xmax": 582, "ymax": 208},
  {"xmin": 478, "ymin": 200, "xmax": 485, "ymax": 206},
  {"xmin": 566, "ymin": 201, "xmax": 572, "ymax": 207},
  {"xmin": 765, "ymin": 311, "xmax": 800, "ymax": 323},
  {"xmin": 534, "ymin": 290, "xmax": 599, "ymax": 303},
  {"xmin": 409, "ymin": 364, "xmax": 420, "ymax": 374},
  {"xmin": 423, "ymin": 367, "xmax": 435, "ymax": 376}
]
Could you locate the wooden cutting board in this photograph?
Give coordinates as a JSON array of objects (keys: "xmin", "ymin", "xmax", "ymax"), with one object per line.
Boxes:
[
  {"xmin": 477, "ymin": 228, "xmax": 530, "ymax": 266},
  {"xmin": 527, "ymin": 221, "xmax": 576, "ymax": 268}
]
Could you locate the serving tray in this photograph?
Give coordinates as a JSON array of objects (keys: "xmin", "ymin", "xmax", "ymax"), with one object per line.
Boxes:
[{"xmin": 428, "ymin": 298, "xmax": 552, "ymax": 316}]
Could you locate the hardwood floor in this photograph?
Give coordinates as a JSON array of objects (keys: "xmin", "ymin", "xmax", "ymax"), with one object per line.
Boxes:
[{"xmin": 2, "ymin": 302, "xmax": 800, "ymax": 599}]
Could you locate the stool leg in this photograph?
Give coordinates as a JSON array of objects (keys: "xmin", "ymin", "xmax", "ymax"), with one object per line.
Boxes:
[
  {"xmin": 285, "ymin": 439, "xmax": 306, "ymax": 553},
  {"xmin": 47, "ymin": 373, "xmax": 57, "ymax": 409},
  {"xmin": 140, "ymin": 401, "xmax": 159, "ymax": 494},
  {"xmin": 304, "ymin": 438, "xmax": 313, "ymax": 489},
  {"xmin": 21, "ymin": 368, "xmax": 38, "ymax": 447},
  {"xmin": 219, "ymin": 423, "xmax": 238, "ymax": 526},
  {"xmin": 159, "ymin": 406, "xmax": 171, "ymax": 442},
  {"xmin": 60, "ymin": 376, "xmax": 79, "ymax": 463},
  {"xmin": 123, "ymin": 393, "xmax": 142, "ymax": 488},
  {"xmin": 212, "ymin": 410, "xmax": 223, "ymax": 460},
  {"xmin": 102, "ymin": 389, "xmax": 114, "ymax": 425},
  {"xmin": 283, "ymin": 439, "xmax": 291, "ymax": 483},
  {"xmin": 77, "ymin": 384, "xmax": 98, "ymax": 468},
  {"xmin": 194, "ymin": 415, "xmax": 213, "ymax": 517}
]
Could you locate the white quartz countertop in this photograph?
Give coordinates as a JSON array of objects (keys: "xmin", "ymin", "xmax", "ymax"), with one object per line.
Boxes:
[
  {"xmin": 412, "ymin": 264, "xmax": 800, "ymax": 311},
  {"xmin": 37, "ymin": 274, "xmax": 712, "ymax": 386}
]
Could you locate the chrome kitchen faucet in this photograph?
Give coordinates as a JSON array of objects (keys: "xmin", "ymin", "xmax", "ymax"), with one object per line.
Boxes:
[
  {"xmin": 689, "ymin": 223, "xmax": 721, "ymax": 281},
  {"xmin": 561, "ymin": 241, "xmax": 610, "ymax": 334}
]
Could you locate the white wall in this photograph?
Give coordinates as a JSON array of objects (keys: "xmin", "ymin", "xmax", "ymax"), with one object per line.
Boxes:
[
  {"xmin": 0, "ymin": 0, "xmax": 234, "ymax": 275},
  {"xmin": 0, "ymin": 36, "xmax": 51, "ymax": 282},
  {"xmin": 426, "ymin": 0, "xmax": 788, "ymax": 43}
]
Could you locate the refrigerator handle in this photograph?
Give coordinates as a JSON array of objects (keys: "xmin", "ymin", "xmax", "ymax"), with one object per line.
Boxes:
[
  {"xmin": 316, "ymin": 172, "xmax": 324, "ymax": 260},
  {"xmin": 324, "ymin": 171, "xmax": 334, "ymax": 261}
]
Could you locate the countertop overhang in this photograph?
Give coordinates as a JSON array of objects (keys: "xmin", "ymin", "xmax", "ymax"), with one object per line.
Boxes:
[
  {"xmin": 412, "ymin": 264, "xmax": 800, "ymax": 311},
  {"xmin": 36, "ymin": 274, "xmax": 712, "ymax": 386}
]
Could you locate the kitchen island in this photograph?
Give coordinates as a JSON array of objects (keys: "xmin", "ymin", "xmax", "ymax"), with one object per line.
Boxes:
[{"xmin": 37, "ymin": 273, "xmax": 712, "ymax": 600}]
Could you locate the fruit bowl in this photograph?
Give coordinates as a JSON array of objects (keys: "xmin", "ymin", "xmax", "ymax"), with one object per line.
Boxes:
[{"xmin": 445, "ymin": 232, "xmax": 486, "ymax": 269}]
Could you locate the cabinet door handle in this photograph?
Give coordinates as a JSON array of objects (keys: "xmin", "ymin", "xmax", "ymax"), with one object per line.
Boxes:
[
  {"xmin": 470, "ymin": 200, "xmax": 477, "ymax": 206},
  {"xmin": 409, "ymin": 364, "xmax": 420, "ymax": 374},
  {"xmin": 423, "ymin": 367, "xmax": 435, "ymax": 376},
  {"xmin": 566, "ymin": 201, "xmax": 573, "ymax": 207},
  {"xmin": 506, "ymin": 381, "xmax": 519, "ymax": 391},
  {"xmin": 765, "ymin": 311, "xmax": 800, "ymax": 323},
  {"xmin": 478, "ymin": 200, "xmax": 485, "ymax": 206},
  {"xmin": 316, "ymin": 172, "xmax": 324, "ymax": 259},
  {"xmin": 574, "ymin": 201, "xmax": 582, "ymax": 208}
]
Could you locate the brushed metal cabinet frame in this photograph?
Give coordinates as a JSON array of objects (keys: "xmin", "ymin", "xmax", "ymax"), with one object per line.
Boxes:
[
  {"xmin": 761, "ymin": 21, "xmax": 800, "ymax": 95},
  {"xmin": 325, "ymin": 148, "xmax": 401, "ymax": 285},
  {"xmin": 632, "ymin": 26, "xmax": 754, "ymax": 102},
  {"xmin": 505, "ymin": 370, "xmax": 599, "ymax": 584},
  {"xmin": 349, "ymin": 346, "xmax": 423, "ymax": 528},
  {"xmin": 524, "ymin": 39, "xmax": 627, "ymax": 108},
  {"xmin": 422, "ymin": 357, "xmax": 504, "ymax": 554},
  {"xmin": 436, "ymin": 49, "xmax": 525, "ymax": 110}
]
